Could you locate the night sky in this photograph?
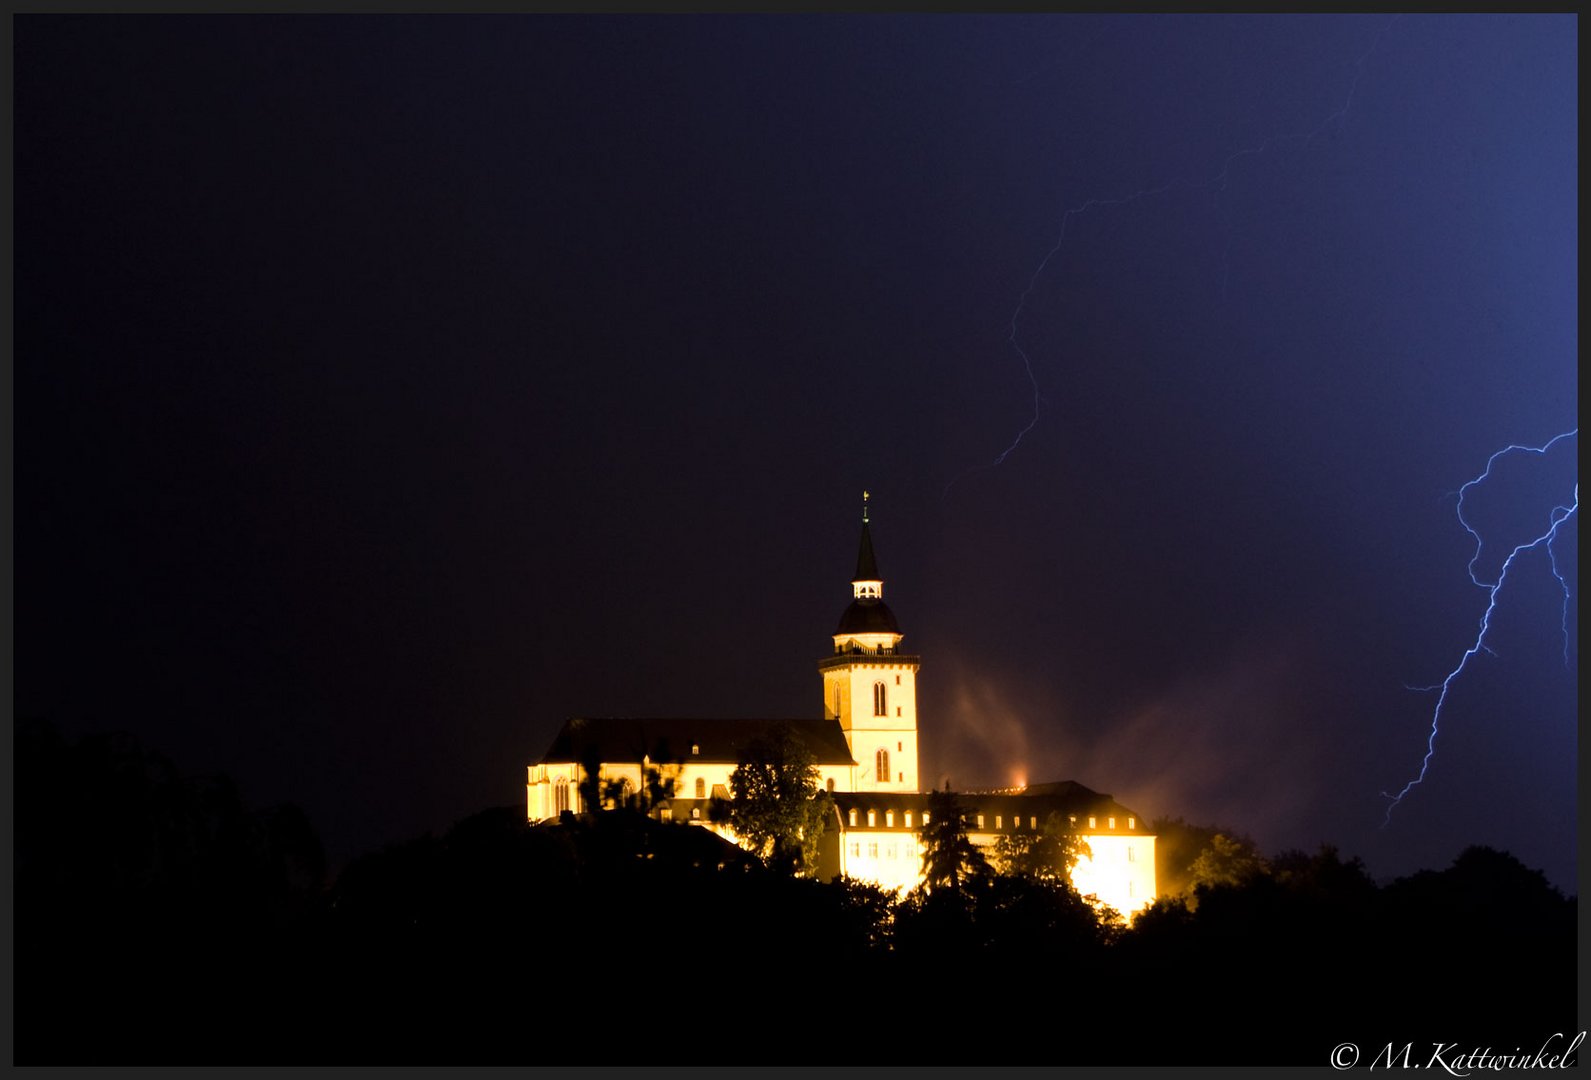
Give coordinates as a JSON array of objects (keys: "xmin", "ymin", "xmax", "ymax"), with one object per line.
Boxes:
[{"xmin": 15, "ymin": 15, "xmax": 1578, "ymax": 890}]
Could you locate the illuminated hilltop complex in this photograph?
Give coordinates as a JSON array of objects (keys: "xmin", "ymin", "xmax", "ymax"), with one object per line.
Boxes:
[{"xmin": 527, "ymin": 499, "xmax": 1156, "ymax": 915}]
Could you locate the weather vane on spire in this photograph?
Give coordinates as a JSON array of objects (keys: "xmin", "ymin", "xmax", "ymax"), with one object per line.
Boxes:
[{"xmin": 862, "ymin": 490, "xmax": 870, "ymax": 524}]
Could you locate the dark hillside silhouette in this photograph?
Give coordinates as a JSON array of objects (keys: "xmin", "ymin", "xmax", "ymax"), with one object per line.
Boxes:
[
  {"xmin": 14, "ymin": 725, "xmax": 1578, "ymax": 1064},
  {"xmin": 16, "ymin": 720, "xmax": 329, "ymax": 1061}
]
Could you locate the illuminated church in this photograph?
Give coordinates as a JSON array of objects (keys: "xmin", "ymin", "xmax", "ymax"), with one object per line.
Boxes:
[{"xmin": 526, "ymin": 497, "xmax": 1156, "ymax": 915}]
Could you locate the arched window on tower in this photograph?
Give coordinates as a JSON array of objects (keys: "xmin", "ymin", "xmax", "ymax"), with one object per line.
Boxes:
[
  {"xmin": 873, "ymin": 682, "xmax": 887, "ymax": 717},
  {"xmin": 695, "ymin": 777, "xmax": 705, "ymax": 799},
  {"xmin": 876, "ymin": 748, "xmax": 890, "ymax": 783}
]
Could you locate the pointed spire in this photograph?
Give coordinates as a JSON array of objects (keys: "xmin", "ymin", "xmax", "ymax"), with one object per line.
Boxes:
[{"xmin": 854, "ymin": 491, "xmax": 880, "ymax": 583}]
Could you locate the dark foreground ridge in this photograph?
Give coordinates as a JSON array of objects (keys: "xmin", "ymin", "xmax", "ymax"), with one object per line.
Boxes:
[{"xmin": 16, "ymin": 723, "xmax": 1577, "ymax": 1065}]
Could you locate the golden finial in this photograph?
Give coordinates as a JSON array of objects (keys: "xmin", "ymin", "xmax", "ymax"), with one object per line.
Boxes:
[{"xmin": 862, "ymin": 490, "xmax": 870, "ymax": 523}]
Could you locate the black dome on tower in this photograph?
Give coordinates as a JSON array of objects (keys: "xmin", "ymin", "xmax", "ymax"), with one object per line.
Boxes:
[
  {"xmin": 836, "ymin": 516, "xmax": 901, "ymax": 636},
  {"xmin": 836, "ymin": 596, "xmax": 901, "ymax": 636}
]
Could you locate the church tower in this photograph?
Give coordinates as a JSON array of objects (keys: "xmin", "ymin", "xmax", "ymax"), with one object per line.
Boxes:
[{"xmin": 819, "ymin": 493, "xmax": 920, "ymax": 792}]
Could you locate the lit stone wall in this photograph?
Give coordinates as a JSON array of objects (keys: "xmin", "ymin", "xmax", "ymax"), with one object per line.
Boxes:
[
  {"xmin": 836, "ymin": 828, "xmax": 923, "ymax": 893},
  {"xmin": 830, "ymin": 824, "xmax": 1155, "ymax": 917},
  {"xmin": 1067, "ymin": 833, "xmax": 1157, "ymax": 917},
  {"xmin": 822, "ymin": 658, "xmax": 920, "ymax": 792}
]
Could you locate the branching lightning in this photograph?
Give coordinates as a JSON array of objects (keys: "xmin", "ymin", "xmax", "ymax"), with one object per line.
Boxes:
[
  {"xmin": 945, "ymin": 15, "xmax": 1399, "ymax": 497},
  {"xmin": 1381, "ymin": 430, "xmax": 1579, "ymax": 825}
]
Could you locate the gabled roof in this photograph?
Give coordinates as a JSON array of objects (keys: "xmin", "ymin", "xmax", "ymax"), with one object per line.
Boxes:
[{"xmin": 537, "ymin": 717, "xmax": 858, "ymax": 767}]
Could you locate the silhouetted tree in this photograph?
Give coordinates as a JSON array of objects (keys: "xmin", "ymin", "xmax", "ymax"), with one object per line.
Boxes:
[
  {"xmin": 916, "ymin": 785, "xmax": 990, "ymax": 895},
  {"xmin": 713, "ymin": 723, "xmax": 833, "ymax": 875},
  {"xmin": 1149, "ymin": 815, "xmax": 1224, "ymax": 898},
  {"xmin": 1270, "ymin": 843, "xmax": 1375, "ymax": 905},
  {"xmin": 990, "ymin": 810, "xmax": 1090, "ymax": 883},
  {"xmin": 827, "ymin": 875, "xmax": 898, "ymax": 952},
  {"xmin": 577, "ymin": 742, "xmax": 604, "ymax": 816},
  {"xmin": 1188, "ymin": 831, "xmax": 1269, "ymax": 894},
  {"xmin": 977, "ymin": 871, "xmax": 1117, "ymax": 959},
  {"xmin": 640, "ymin": 758, "xmax": 680, "ymax": 813}
]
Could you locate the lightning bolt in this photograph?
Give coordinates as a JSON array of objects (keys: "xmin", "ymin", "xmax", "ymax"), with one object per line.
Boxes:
[
  {"xmin": 945, "ymin": 15, "xmax": 1399, "ymax": 497},
  {"xmin": 1381, "ymin": 430, "xmax": 1578, "ymax": 825}
]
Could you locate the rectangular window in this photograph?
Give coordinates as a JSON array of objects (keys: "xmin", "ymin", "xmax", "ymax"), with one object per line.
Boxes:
[
  {"xmin": 1128, "ymin": 816, "xmax": 1136, "ymax": 829},
  {"xmin": 1109, "ymin": 817, "xmax": 1116, "ymax": 829},
  {"xmin": 976, "ymin": 815, "xmax": 985, "ymax": 829},
  {"xmin": 995, "ymin": 815, "xmax": 1002, "ymax": 829},
  {"xmin": 1030, "ymin": 816, "xmax": 1037, "ymax": 829},
  {"xmin": 867, "ymin": 810, "xmax": 876, "ymax": 827},
  {"xmin": 886, "ymin": 810, "xmax": 895, "ymax": 828},
  {"xmin": 1128, "ymin": 847, "xmax": 1136, "ymax": 863},
  {"xmin": 1088, "ymin": 816, "xmax": 1096, "ymax": 829},
  {"xmin": 905, "ymin": 811, "xmax": 913, "ymax": 828},
  {"xmin": 886, "ymin": 843, "xmax": 897, "ymax": 860},
  {"xmin": 849, "ymin": 841, "xmax": 860, "ymax": 858},
  {"xmin": 867, "ymin": 842, "xmax": 879, "ymax": 859},
  {"xmin": 895, "ymin": 675, "xmax": 901, "ymax": 685},
  {"xmin": 922, "ymin": 811, "xmax": 930, "ymax": 825}
]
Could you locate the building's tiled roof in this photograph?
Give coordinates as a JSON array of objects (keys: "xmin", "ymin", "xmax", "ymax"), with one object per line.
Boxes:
[
  {"xmin": 537, "ymin": 716, "xmax": 858, "ymax": 767},
  {"xmin": 830, "ymin": 782, "xmax": 1151, "ymax": 835}
]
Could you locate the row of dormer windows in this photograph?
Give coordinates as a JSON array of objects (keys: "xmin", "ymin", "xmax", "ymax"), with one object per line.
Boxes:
[
  {"xmin": 1063, "ymin": 814, "xmax": 1136, "ymax": 830},
  {"xmin": 837, "ymin": 808, "xmax": 1139, "ymax": 833},
  {"xmin": 972, "ymin": 814, "xmax": 1042, "ymax": 830},
  {"xmin": 846, "ymin": 808, "xmax": 930, "ymax": 828}
]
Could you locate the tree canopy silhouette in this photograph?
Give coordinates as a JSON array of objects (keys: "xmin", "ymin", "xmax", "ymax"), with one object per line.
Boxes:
[
  {"xmin": 712, "ymin": 722, "xmax": 833, "ymax": 875},
  {"xmin": 916, "ymin": 785, "xmax": 991, "ymax": 896}
]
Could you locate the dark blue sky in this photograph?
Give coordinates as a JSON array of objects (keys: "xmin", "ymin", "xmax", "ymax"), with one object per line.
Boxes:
[{"xmin": 16, "ymin": 15, "xmax": 1578, "ymax": 888}]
